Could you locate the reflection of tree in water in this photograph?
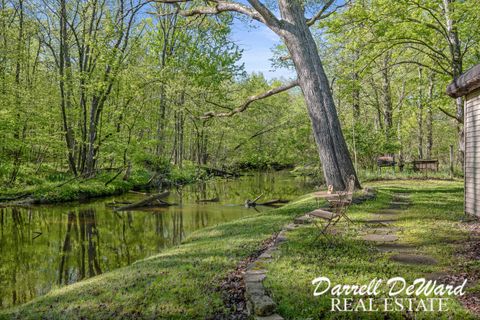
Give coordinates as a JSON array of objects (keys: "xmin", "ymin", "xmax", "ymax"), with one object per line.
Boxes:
[
  {"xmin": 194, "ymin": 205, "xmax": 208, "ymax": 229},
  {"xmin": 58, "ymin": 212, "xmax": 75, "ymax": 284},
  {"xmin": 154, "ymin": 211, "xmax": 166, "ymax": 251},
  {"xmin": 172, "ymin": 189, "xmax": 185, "ymax": 245},
  {"xmin": 11, "ymin": 208, "xmax": 22, "ymax": 305},
  {"xmin": 1, "ymin": 208, "xmax": 33, "ymax": 306},
  {"xmin": 0, "ymin": 171, "xmax": 311, "ymax": 308},
  {"xmin": 58, "ymin": 209, "xmax": 102, "ymax": 285},
  {"xmin": 0, "ymin": 209, "xmax": 3, "ymax": 308}
]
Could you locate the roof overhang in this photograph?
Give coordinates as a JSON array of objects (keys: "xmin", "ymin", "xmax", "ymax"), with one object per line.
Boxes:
[{"xmin": 447, "ymin": 64, "xmax": 480, "ymax": 98}]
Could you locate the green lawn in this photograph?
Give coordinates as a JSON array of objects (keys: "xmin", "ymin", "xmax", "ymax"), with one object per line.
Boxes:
[
  {"xmin": 264, "ymin": 180, "xmax": 479, "ymax": 319},
  {"xmin": 1, "ymin": 180, "xmax": 478, "ymax": 319}
]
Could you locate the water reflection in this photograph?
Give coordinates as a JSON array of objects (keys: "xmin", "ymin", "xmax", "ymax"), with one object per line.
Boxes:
[{"xmin": 0, "ymin": 170, "xmax": 313, "ymax": 308}]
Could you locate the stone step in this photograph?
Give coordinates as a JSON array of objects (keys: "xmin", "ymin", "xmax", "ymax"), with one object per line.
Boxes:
[
  {"xmin": 245, "ymin": 270, "xmax": 267, "ymax": 283},
  {"xmin": 390, "ymin": 254, "xmax": 438, "ymax": 265},
  {"xmin": 245, "ymin": 281, "xmax": 266, "ymax": 299},
  {"xmin": 362, "ymin": 234, "xmax": 399, "ymax": 243},
  {"xmin": 370, "ymin": 214, "xmax": 399, "ymax": 220},
  {"xmin": 294, "ymin": 215, "xmax": 312, "ymax": 225},
  {"xmin": 249, "ymin": 294, "xmax": 277, "ymax": 317},
  {"xmin": 363, "ymin": 227, "xmax": 399, "ymax": 235},
  {"xmin": 284, "ymin": 223, "xmax": 298, "ymax": 231}
]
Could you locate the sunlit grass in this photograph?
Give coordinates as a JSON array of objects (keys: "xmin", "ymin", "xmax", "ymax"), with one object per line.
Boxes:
[
  {"xmin": 1, "ymin": 180, "xmax": 477, "ymax": 319},
  {"xmin": 264, "ymin": 180, "xmax": 477, "ymax": 319}
]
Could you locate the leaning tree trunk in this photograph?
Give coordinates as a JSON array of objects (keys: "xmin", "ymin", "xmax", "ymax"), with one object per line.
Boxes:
[{"xmin": 278, "ymin": 0, "xmax": 360, "ymax": 190}]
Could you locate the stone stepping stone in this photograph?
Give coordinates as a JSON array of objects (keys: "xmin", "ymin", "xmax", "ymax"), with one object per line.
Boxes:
[
  {"xmin": 245, "ymin": 270, "xmax": 267, "ymax": 283},
  {"xmin": 365, "ymin": 227, "xmax": 399, "ymax": 234},
  {"xmin": 375, "ymin": 243, "xmax": 416, "ymax": 253},
  {"xmin": 275, "ymin": 234, "xmax": 287, "ymax": 245},
  {"xmin": 294, "ymin": 215, "xmax": 312, "ymax": 225},
  {"xmin": 359, "ymin": 214, "xmax": 398, "ymax": 224},
  {"xmin": 370, "ymin": 213, "xmax": 399, "ymax": 219},
  {"xmin": 362, "ymin": 234, "xmax": 398, "ymax": 243},
  {"xmin": 425, "ymin": 272, "xmax": 450, "ymax": 281},
  {"xmin": 249, "ymin": 295, "xmax": 277, "ymax": 317},
  {"xmin": 245, "ymin": 281, "xmax": 266, "ymax": 299},
  {"xmin": 390, "ymin": 254, "xmax": 437, "ymax": 265},
  {"xmin": 258, "ymin": 250, "xmax": 273, "ymax": 260},
  {"xmin": 284, "ymin": 223, "xmax": 298, "ymax": 231}
]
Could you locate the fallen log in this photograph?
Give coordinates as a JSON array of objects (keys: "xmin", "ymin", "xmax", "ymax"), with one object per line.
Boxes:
[
  {"xmin": 105, "ymin": 201, "xmax": 133, "ymax": 208},
  {"xmin": 196, "ymin": 197, "xmax": 220, "ymax": 203},
  {"xmin": 114, "ymin": 191, "xmax": 170, "ymax": 211},
  {"xmin": 245, "ymin": 194, "xmax": 263, "ymax": 208},
  {"xmin": 256, "ymin": 199, "xmax": 289, "ymax": 206},
  {"xmin": 128, "ymin": 190, "xmax": 149, "ymax": 195},
  {"xmin": 0, "ymin": 197, "xmax": 35, "ymax": 207},
  {"xmin": 201, "ymin": 166, "xmax": 241, "ymax": 177}
]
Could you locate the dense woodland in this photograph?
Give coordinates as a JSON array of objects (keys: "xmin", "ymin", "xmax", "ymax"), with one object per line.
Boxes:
[{"xmin": 0, "ymin": 0, "xmax": 479, "ymax": 194}]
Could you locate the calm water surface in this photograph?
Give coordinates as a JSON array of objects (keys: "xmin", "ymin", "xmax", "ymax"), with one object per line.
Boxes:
[{"xmin": 0, "ymin": 170, "xmax": 313, "ymax": 308}]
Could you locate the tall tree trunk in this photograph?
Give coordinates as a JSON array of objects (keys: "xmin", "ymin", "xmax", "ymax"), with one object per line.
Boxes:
[
  {"xmin": 443, "ymin": 0, "xmax": 464, "ymax": 170},
  {"xmin": 381, "ymin": 53, "xmax": 393, "ymax": 136},
  {"xmin": 426, "ymin": 74, "xmax": 434, "ymax": 159},
  {"xmin": 278, "ymin": 0, "xmax": 359, "ymax": 190},
  {"xmin": 352, "ymin": 50, "xmax": 360, "ymax": 119},
  {"xmin": 9, "ymin": 0, "xmax": 24, "ymax": 184},
  {"xmin": 417, "ymin": 67, "xmax": 424, "ymax": 159},
  {"xmin": 59, "ymin": 0, "xmax": 78, "ymax": 175},
  {"xmin": 156, "ymin": 85, "xmax": 167, "ymax": 156}
]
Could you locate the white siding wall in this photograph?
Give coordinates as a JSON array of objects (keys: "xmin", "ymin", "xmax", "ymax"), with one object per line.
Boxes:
[{"xmin": 465, "ymin": 89, "xmax": 480, "ymax": 217}]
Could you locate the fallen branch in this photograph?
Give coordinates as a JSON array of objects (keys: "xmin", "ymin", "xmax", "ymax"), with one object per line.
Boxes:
[
  {"xmin": 196, "ymin": 197, "xmax": 220, "ymax": 203},
  {"xmin": 256, "ymin": 199, "xmax": 289, "ymax": 206},
  {"xmin": 201, "ymin": 166, "xmax": 240, "ymax": 177},
  {"xmin": 106, "ymin": 201, "xmax": 133, "ymax": 208},
  {"xmin": 245, "ymin": 194, "xmax": 263, "ymax": 208},
  {"xmin": 114, "ymin": 191, "xmax": 170, "ymax": 211}
]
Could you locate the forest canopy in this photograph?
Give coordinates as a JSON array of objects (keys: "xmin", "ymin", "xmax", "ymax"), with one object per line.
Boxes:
[{"xmin": 0, "ymin": 0, "xmax": 479, "ymax": 192}]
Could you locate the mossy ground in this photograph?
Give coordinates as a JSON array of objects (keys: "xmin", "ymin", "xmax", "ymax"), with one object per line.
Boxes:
[{"xmin": 1, "ymin": 180, "xmax": 478, "ymax": 319}]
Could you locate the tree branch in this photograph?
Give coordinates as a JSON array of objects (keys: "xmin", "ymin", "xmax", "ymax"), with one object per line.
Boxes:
[
  {"xmin": 306, "ymin": 0, "xmax": 350, "ymax": 26},
  {"xmin": 439, "ymin": 106, "xmax": 463, "ymax": 123},
  {"xmin": 246, "ymin": 0, "xmax": 282, "ymax": 30},
  {"xmin": 156, "ymin": 0, "xmax": 267, "ymax": 25},
  {"xmin": 201, "ymin": 80, "xmax": 299, "ymax": 119}
]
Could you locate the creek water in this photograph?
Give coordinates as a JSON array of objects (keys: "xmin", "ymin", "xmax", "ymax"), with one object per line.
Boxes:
[{"xmin": 0, "ymin": 170, "xmax": 313, "ymax": 308}]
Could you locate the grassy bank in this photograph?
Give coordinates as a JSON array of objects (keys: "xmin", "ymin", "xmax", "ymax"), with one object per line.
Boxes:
[
  {"xmin": 0, "ymin": 162, "xmax": 204, "ymax": 204},
  {"xmin": 0, "ymin": 193, "xmax": 316, "ymax": 319},
  {"xmin": 1, "ymin": 180, "xmax": 478, "ymax": 319}
]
